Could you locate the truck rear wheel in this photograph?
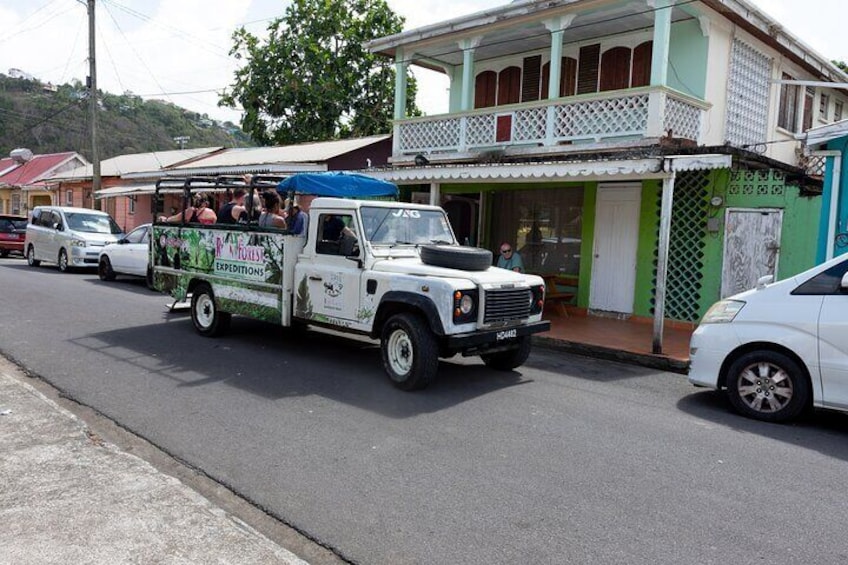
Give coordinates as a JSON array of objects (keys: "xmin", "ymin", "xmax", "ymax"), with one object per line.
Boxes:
[
  {"xmin": 381, "ymin": 313, "xmax": 438, "ymax": 391},
  {"xmin": 191, "ymin": 283, "xmax": 231, "ymax": 337},
  {"xmin": 481, "ymin": 336, "xmax": 532, "ymax": 371}
]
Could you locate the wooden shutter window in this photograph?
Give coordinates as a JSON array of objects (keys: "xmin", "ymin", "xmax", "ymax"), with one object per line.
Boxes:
[
  {"xmin": 474, "ymin": 71, "xmax": 497, "ymax": 109},
  {"xmin": 561, "ymin": 57, "xmax": 578, "ymax": 97},
  {"xmin": 521, "ymin": 55, "xmax": 542, "ymax": 103},
  {"xmin": 599, "ymin": 46, "xmax": 632, "ymax": 92},
  {"xmin": 577, "ymin": 44, "xmax": 601, "ymax": 94},
  {"xmin": 631, "ymin": 41, "xmax": 653, "ymax": 88},
  {"xmin": 498, "ymin": 66, "xmax": 522, "ymax": 106},
  {"xmin": 802, "ymin": 86, "xmax": 814, "ymax": 132}
]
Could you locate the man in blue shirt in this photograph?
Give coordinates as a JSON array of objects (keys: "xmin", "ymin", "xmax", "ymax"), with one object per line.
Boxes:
[
  {"xmin": 290, "ymin": 204, "xmax": 308, "ymax": 237},
  {"xmin": 497, "ymin": 242, "xmax": 524, "ymax": 272}
]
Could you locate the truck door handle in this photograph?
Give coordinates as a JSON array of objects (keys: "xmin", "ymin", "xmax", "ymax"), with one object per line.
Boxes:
[{"xmin": 308, "ymin": 275, "xmax": 323, "ymax": 281}]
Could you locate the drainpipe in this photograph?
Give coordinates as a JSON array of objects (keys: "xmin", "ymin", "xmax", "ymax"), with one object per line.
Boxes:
[{"xmin": 653, "ymin": 158, "xmax": 676, "ymax": 354}]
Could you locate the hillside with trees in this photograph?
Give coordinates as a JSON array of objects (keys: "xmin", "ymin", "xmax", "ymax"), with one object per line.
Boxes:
[{"xmin": 0, "ymin": 74, "xmax": 253, "ymax": 161}]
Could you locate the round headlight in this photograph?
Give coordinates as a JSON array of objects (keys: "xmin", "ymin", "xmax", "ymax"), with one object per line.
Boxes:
[{"xmin": 459, "ymin": 294, "xmax": 474, "ymax": 314}]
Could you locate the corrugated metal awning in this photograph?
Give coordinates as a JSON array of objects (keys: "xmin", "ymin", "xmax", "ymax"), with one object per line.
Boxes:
[{"xmin": 95, "ymin": 184, "xmax": 157, "ymax": 199}]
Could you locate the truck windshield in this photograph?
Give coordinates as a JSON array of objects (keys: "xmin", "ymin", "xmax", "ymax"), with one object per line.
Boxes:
[{"xmin": 361, "ymin": 206, "xmax": 455, "ymax": 246}]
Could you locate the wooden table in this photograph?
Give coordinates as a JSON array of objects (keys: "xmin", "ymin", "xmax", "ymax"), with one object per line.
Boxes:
[{"xmin": 541, "ymin": 274, "xmax": 578, "ymax": 317}]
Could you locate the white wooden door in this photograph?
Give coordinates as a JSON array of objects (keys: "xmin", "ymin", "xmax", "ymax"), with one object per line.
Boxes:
[
  {"xmin": 721, "ymin": 209, "xmax": 783, "ymax": 298},
  {"xmin": 589, "ymin": 184, "xmax": 642, "ymax": 314}
]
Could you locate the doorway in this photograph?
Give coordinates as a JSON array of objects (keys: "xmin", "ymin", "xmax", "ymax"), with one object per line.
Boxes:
[
  {"xmin": 589, "ymin": 183, "xmax": 642, "ymax": 315},
  {"xmin": 721, "ymin": 208, "xmax": 783, "ymax": 298}
]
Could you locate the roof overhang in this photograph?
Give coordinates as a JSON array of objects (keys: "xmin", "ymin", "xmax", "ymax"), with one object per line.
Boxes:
[
  {"xmin": 800, "ymin": 119, "xmax": 848, "ymax": 149},
  {"xmin": 366, "ymin": 154, "xmax": 731, "ymax": 184},
  {"xmin": 94, "ymin": 184, "xmax": 157, "ymax": 199},
  {"xmin": 121, "ymin": 163, "xmax": 327, "ymax": 180}
]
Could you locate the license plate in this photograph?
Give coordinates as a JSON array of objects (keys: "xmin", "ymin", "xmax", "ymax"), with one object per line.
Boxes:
[{"xmin": 496, "ymin": 329, "xmax": 517, "ymax": 341}]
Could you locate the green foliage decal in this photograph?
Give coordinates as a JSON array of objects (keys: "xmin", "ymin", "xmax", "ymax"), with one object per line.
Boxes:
[{"xmin": 296, "ymin": 276, "xmax": 313, "ymax": 318}]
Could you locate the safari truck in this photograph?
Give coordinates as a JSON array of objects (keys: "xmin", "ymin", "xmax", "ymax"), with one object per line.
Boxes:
[{"xmin": 150, "ymin": 174, "xmax": 550, "ymax": 390}]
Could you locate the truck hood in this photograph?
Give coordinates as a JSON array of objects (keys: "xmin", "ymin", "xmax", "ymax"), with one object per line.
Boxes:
[{"xmin": 371, "ymin": 257, "xmax": 540, "ymax": 285}]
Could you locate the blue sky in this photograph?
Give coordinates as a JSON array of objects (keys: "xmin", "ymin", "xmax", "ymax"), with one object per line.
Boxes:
[{"xmin": 0, "ymin": 0, "xmax": 844, "ymax": 126}]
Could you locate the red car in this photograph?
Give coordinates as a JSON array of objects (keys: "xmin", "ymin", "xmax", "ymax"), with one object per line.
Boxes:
[{"xmin": 0, "ymin": 214, "xmax": 28, "ymax": 257}]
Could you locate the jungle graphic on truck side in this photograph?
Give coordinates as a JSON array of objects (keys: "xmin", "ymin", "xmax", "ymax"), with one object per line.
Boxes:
[{"xmin": 152, "ymin": 226, "xmax": 286, "ymax": 322}]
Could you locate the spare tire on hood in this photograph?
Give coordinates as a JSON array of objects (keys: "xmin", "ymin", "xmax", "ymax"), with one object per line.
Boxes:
[{"xmin": 420, "ymin": 245, "xmax": 493, "ymax": 271}]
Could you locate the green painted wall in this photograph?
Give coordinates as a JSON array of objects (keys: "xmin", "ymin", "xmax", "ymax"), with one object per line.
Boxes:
[
  {"xmin": 441, "ymin": 170, "xmax": 820, "ymax": 322},
  {"xmin": 669, "ymin": 20, "xmax": 708, "ymax": 99},
  {"xmin": 577, "ymin": 183, "xmax": 597, "ymax": 308},
  {"xmin": 633, "ymin": 180, "xmax": 662, "ymax": 317},
  {"xmin": 698, "ymin": 170, "xmax": 821, "ymax": 316}
]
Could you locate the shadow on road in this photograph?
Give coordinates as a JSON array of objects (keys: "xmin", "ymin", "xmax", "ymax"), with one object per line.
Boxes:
[
  {"xmin": 677, "ymin": 388, "xmax": 848, "ymax": 461},
  {"xmin": 69, "ymin": 315, "xmax": 532, "ymax": 419}
]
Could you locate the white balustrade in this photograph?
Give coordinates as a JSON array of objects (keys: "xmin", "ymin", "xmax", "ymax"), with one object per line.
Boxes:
[{"xmin": 395, "ymin": 87, "xmax": 707, "ymax": 156}]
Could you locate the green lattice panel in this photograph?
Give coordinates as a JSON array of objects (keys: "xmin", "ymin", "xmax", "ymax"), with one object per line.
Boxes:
[{"xmin": 652, "ymin": 171, "xmax": 710, "ymax": 322}]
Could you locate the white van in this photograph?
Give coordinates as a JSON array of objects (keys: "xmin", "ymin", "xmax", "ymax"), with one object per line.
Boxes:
[
  {"xmin": 689, "ymin": 253, "xmax": 848, "ymax": 422},
  {"xmin": 25, "ymin": 206, "xmax": 123, "ymax": 272}
]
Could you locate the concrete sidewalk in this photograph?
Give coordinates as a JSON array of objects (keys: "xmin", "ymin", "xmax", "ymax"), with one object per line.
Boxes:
[{"xmin": 0, "ymin": 363, "xmax": 308, "ymax": 565}]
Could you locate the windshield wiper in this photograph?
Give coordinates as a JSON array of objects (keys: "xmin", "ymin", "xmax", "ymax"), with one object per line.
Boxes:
[{"xmin": 429, "ymin": 239, "xmax": 453, "ymax": 245}]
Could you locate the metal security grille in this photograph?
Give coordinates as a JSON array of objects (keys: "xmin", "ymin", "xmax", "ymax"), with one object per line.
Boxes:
[
  {"xmin": 725, "ymin": 39, "xmax": 771, "ymax": 147},
  {"xmin": 653, "ymin": 171, "xmax": 710, "ymax": 322},
  {"xmin": 484, "ymin": 288, "xmax": 531, "ymax": 323}
]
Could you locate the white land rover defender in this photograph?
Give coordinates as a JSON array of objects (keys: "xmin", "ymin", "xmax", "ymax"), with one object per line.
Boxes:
[{"xmin": 151, "ymin": 174, "xmax": 550, "ymax": 390}]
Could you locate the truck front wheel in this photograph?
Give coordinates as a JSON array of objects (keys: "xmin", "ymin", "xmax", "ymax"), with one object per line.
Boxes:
[
  {"xmin": 481, "ymin": 337, "xmax": 532, "ymax": 371},
  {"xmin": 381, "ymin": 313, "xmax": 438, "ymax": 391},
  {"xmin": 191, "ymin": 283, "xmax": 231, "ymax": 337}
]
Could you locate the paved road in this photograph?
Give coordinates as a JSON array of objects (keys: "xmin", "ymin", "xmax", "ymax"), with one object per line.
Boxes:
[{"xmin": 3, "ymin": 257, "xmax": 848, "ymax": 565}]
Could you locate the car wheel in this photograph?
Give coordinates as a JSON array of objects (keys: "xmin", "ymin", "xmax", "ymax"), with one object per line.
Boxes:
[
  {"xmin": 725, "ymin": 350, "xmax": 810, "ymax": 423},
  {"xmin": 98, "ymin": 256, "xmax": 117, "ymax": 281},
  {"xmin": 380, "ymin": 312, "xmax": 438, "ymax": 391},
  {"xmin": 58, "ymin": 249, "xmax": 71, "ymax": 273},
  {"xmin": 27, "ymin": 246, "xmax": 40, "ymax": 267},
  {"xmin": 481, "ymin": 336, "xmax": 532, "ymax": 371},
  {"xmin": 191, "ymin": 283, "xmax": 231, "ymax": 337}
]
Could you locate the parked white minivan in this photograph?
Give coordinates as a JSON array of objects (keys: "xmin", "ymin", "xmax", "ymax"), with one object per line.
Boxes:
[
  {"xmin": 689, "ymin": 253, "xmax": 848, "ymax": 422},
  {"xmin": 25, "ymin": 206, "xmax": 124, "ymax": 272}
]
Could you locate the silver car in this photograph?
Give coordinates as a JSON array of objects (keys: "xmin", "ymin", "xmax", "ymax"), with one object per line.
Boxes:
[{"xmin": 25, "ymin": 206, "xmax": 123, "ymax": 272}]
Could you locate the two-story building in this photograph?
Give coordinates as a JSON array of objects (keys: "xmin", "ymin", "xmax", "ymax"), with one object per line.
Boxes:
[{"xmin": 365, "ymin": 0, "xmax": 848, "ymax": 350}]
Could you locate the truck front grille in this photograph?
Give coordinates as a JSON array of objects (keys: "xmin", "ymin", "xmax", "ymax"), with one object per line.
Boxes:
[{"xmin": 484, "ymin": 288, "xmax": 531, "ymax": 323}]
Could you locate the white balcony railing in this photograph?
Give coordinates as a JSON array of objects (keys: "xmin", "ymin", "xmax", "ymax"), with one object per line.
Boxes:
[{"xmin": 394, "ymin": 86, "xmax": 708, "ymax": 157}]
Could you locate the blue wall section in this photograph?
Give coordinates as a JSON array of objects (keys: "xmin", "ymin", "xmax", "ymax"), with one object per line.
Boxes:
[{"xmin": 818, "ymin": 136, "xmax": 848, "ymax": 262}]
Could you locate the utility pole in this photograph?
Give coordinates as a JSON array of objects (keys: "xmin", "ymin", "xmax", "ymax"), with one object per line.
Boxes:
[{"xmin": 88, "ymin": 0, "xmax": 101, "ymax": 210}]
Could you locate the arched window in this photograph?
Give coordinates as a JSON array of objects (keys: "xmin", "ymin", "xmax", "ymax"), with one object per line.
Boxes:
[
  {"xmin": 632, "ymin": 41, "xmax": 653, "ymax": 87},
  {"xmin": 474, "ymin": 71, "xmax": 497, "ymax": 109},
  {"xmin": 599, "ymin": 47, "xmax": 632, "ymax": 91},
  {"xmin": 497, "ymin": 66, "xmax": 522, "ymax": 105},
  {"xmin": 541, "ymin": 57, "xmax": 578, "ymax": 99}
]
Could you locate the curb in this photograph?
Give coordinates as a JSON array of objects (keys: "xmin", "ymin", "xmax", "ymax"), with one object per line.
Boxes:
[{"xmin": 533, "ymin": 336, "xmax": 690, "ymax": 374}]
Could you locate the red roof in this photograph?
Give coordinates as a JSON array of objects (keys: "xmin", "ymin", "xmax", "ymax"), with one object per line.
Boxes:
[{"xmin": 0, "ymin": 152, "xmax": 79, "ymax": 186}]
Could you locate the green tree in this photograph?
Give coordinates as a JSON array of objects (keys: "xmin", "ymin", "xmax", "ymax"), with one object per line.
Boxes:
[
  {"xmin": 834, "ymin": 60, "xmax": 848, "ymax": 74},
  {"xmin": 220, "ymin": 0, "xmax": 419, "ymax": 145}
]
